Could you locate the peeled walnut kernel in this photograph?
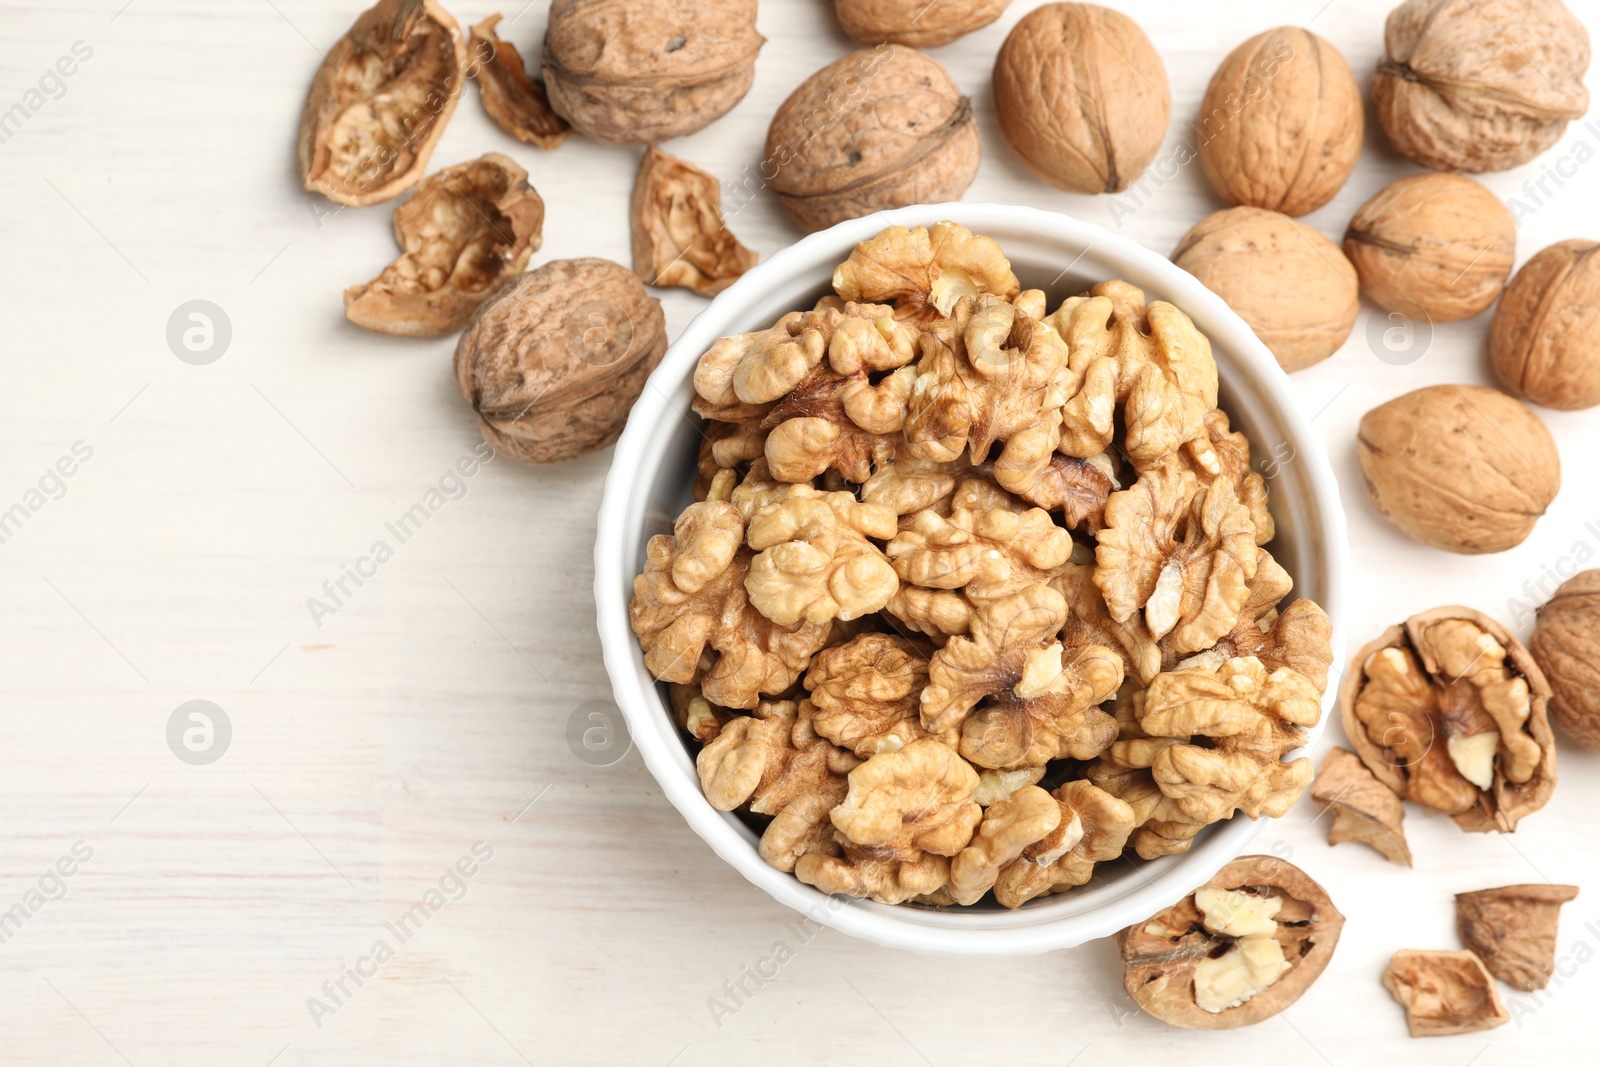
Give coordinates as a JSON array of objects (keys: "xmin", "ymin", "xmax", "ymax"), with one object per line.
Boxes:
[
  {"xmin": 345, "ymin": 154, "xmax": 544, "ymax": 337},
  {"xmin": 1118, "ymin": 856, "xmax": 1344, "ymax": 1029},
  {"xmin": 454, "ymin": 258, "xmax": 666, "ymax": 463},
  {"xmin": 1357, "ymin": 385, "xmax": 1560, "ymax": 554},
  {"xmin": 834, "ymin": 0, "xmax": 1009, "ymax": 48},
  {"xmin": 469, "ymin": 14, "xmax": 568, "ymax": 150},
  {"xmin": 630, "ymin": 148, "xmax": 757, "ymax": 297},
  {"xmin": 1311, "ymin": 747, "xmax": 1410, "ymax": 867},
  {"xmin": 298, "ymin": 0, "xmax": 467, "ymax": 207},
  {"xmin": 829, "ymin": 737, "xmax": 982, "ymax": 860},
  {"xmin": 1384, "ymin": 950, "xmax": 1509, "ymax": 1037},
  {"xmin": 993, "ymin": 4, "xmax": 1170, "ymax": 194},
  {"xmin": 542, "ymin": 0, "xmax": 763, "ymax": 144},
  {"xmin": 834, "ymin": 221, "xmax": 1020, "ymax": 325},
  {"xmin": 1491, "ymin": 240, "xmax": 1600, "ymax": 410},
  {"xmin": 1531, "ymin": 569, "xmax": 1600, "ymax": 750},
  {"xmin": 1374, "ymin": 0, "xmax": 1591, "ymax": 173},
  {"xmin": 1198, "ymin": 28, "xmax": 1362, "ymax": 216},
  {"xmin": 1344, "ymin": 174, "xmax": 1516, "ymax": 324},
  {"xmin": 1173, "ymin": 207, "xmax": 1358, "ymax": 372},
  {"xmin": 766, "ymin": 47, "xmax": 979, "ymax": 233}
]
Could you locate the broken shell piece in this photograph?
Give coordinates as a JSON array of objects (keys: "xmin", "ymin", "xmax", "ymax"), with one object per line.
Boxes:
[
  {"xmin": 1456, "ymin": 883, "xmax": 1580, "ymax": 992},
  {"xmin": 1311, "ymin": 747, "xmax": 1411, "ymax": 867},
  {"xmin": 630, "ymin": 147, "xmax": 758, "ymax": 296},
  {"xmin": 469, "ymin": 14, "xmax": 570, "ymax": 149},
  {"xmin": 1383, "ymin": 949, "xmax": 1509, "ymax": 1037}
]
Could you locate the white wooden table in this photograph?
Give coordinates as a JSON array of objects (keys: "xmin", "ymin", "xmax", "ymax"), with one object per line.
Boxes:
[{"xmin": 3, "ymin": 0, "xmax": 1599, "ymax": 1062}]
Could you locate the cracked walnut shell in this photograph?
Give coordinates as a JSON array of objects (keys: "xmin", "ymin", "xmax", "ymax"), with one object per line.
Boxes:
[
  {"xmin": 298, "ymin": 0, "xmax": 467, "ymax": 207},
  {"xmin": 1311, "ymin": 747, "xmax": 1411, "ymax": 867},
  {"xmin": 469, "ymin": 14, "xmax": 569, "ymax": 150},
  {"xmin": 1119, "ymin": 855, "xmax": 1344, "ymax": 1029},
  {"xmin": 1357, "ymin": 384, "xmax": 1560, "ymax": 553},
  {"xmin": 630, "ymin": 148, "xmax": 757, "ymax": 297},
  {"xmin": 1531, "ymin": 568, "xmax": 1600, "ymax": 751},
  {"xmin": 1384, "ymin": 950, "xmax": 1508, "ymax": 1037},
  {"xmin": 345, "ymin": 153, "xmax": 544, "ymax": 337},
  {"xmin": 454, "ymin": 258, "xmax": 666, "ymax": 463},
  {"xmin": 1374, "ymin": 0, "xmax": 1591, "ymax": 173},
  {"xmin": 541, "ymin": 0, "xmax": 763, "ymax": 145},
  {"xmin": 766, "ymin": 48, "xmax": 980, "ymax": 233},
  {"xmin": 1457, "ymin": 883, "xmax": 1580, "ymax": 992},
  {"xmin": 993, "ymin": 4, "xmax": 1170, "ymax": 194},
  {"xmin": 1339, "ymin": 606, "xmax": 1556, "ymax": 833},
  {"xmin": 1491, "ymin": 240, "xmax": 1600, "ymax": 410}
]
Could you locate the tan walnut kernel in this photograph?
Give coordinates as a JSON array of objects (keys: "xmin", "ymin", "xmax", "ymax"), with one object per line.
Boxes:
[
  {"xmin": 1491, "ymin": 240, "xmax": 1600, "ymax": 410},
  {"xmin": 1384, "ymin": 950, "xmax": 1509, "ymax": 1037},
  {"xmin": 1531, "ymin": 568, "xmax": 1600, "ymax": 751},
  {"xmin": 947, "ymin": 784, "xmax": 1060, "ymax": 905},
  {"xmin": 743, "ymin": 483, "xmax": 900, "ymax": 626},
  {"xmin": 993, "ymin": 780, "xmax": 1137, "ymax": 907},
  {"xmin": 833, "ymin": 221, "xmax": 1021, "ymax": 325},
  {"xmin": 827, "ymin": 737, "xmax": 982, "ymax": 861},
  {"xmin": 803, "ymin": 632, "xmax": 940, "ymax": 756},
  {"xmin": 888, "ymin": 479, "xmax": 1074, "ymax": 604},
  {"xmin": 630, "ymin": 147, "xmax": 757, "ymax": 297}
]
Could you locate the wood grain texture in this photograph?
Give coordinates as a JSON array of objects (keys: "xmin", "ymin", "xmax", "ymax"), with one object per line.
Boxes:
[{"xmin": 1, "ymin": 0, "xmax": 1598, "ymax": 1063}]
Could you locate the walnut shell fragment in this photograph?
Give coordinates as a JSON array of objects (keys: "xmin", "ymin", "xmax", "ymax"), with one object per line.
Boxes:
[
  {"xmin": 630, "ymin": 147, "xmax": 758, "ymax": 297},
  {"xmin": 1118, "ymin": 855, "xmax": 1344, "ymax": 1029},
  {"xmin": 1374, "ymin": 0, "xmax": 1591, "ymax": 173},
  {"xmin": 1457, "ymin": 883, "xmax": 1580, "ymax": 991},
  {"xmin": 297, "ymin": 0, "xmax": 468, "ymax": 207},
  {"xmin": 469, "ymin": 14, "xmax": 569, "ymax": 150},
  {"xmin": 834, "ymin": 0, "xmax": 1010, "ymax": 48},
  {"xmin": 1311, "ymin": 747, "xmax": 1411, "ymax": 867},
  {"xmin": 1356, "ymin": 385, "xmax": 1560, "ymax": 553},
  {"xmin": 345, "ymin": 153, "xmax": 545, "ymax": 337},
  {"xmin": 766, "ymin": 47, "xmax": 980, "ymax": 233},
  {"xmin": 1339, "ymin": 606, "xmax": 1556, "ymax": 833},
  {"xmin": 993, "ymin": 3, "xmax": 1171, "ymax": 195},
  {"xmin": 1383, "ymin": 950, "xmax": 1509, "ymax": 1037},
  {"xmin": 454, "ymin": 258, "xmax": 666, "ymax": 463},
  {"xmin": 543, "ymin": 0, "xmax": 764, "ymax": 145},
  {"xmin": 1490, "ymin": 240, "xmax": 1600, "ymax": 411},
  {"xmin": 1531, "ymin": 569, "xmax": 1600, "ymax": 751}
]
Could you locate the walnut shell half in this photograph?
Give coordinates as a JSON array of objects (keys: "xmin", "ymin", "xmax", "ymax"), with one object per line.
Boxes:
[
  {"xmin": 1490, "ymin": 240, "xmax": 1600, "ymax": 411},
  {"xmin": 1339, "ymin": 606, "xmax": 1556, "ymax": 833},
  {"xmin": 297, "ymin": 0, "xmax": 467, "ymax": 207},
  {"xmin": 344, "ymin": 154, "xmax": 545, "ymax": 337},
  {"xmin": 453, "ymin": 258, "xmax": 666, "ymax": 463},
  {"xmin": 1118, "ymin": 855, "xmax": 1344, "ymax": 1030},
  {"xmin": 630, "ymin": 147, "xmax": 757, "ymax": 297}
]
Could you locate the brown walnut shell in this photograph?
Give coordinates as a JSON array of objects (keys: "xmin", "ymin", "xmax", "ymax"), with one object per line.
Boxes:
[
  {"xmin": 1344, "ymin": 174, "xmax": 1515, "ymax": 324},
  {"xmin": 833, "ymin": 0, "xmax": 1010, "ymax": 48},
  {"xmin": 344, "ymin": 153, "xmax": 545, "ymax": 337},
  {"xmin": 993, "ymin": 3, "xmax": 1170, "ymax": 194},
  {"xmin": 1172, "ymin": 206, "xmax": 1358, "ymax": 372},
  {"xmin": 1338, "ymin": 606, "xmax": 1557, "ymax": 833},
  {"xmin": 630, "ymin": 147, "xmax": 757, "ymax": 296},
  {"xmin": 469, "ymin": 14, "xmax": 569, "ymax": 150},
  {"xmin": 1490, "ymin": 240, "xmax": 1600, "ymax": 410},
  {"xmin": 1531, "ymin": 569, "xmax": 1600, "ymax": 750},
  {"xmin": 765, "ymin": 46, "xmax": 979, "ymax": 234},
  {"xmin": 542, "ymin": 0, "xmax": 764, "ymax": 145},
  {"xmin": 453, "ymin": 259, "xmax": 666, "ymax": 463},
  {"xmin": 1197, "ymin": 27, "xmax": 1363, "ymax": 216},
  {"xmin": 1373, "ymin": 0, "xmax": 1591, "ymax": 173},
  {"xmin": 1457, "ymin": 883, "xmax": 1580, "ymax": 991},
  {"xmin": 297, "ymin": 0, "xmax": 467, "ymax": 207},
  {"xmin": 1356, "ymin": 384, "xmax": 1559, "ymax": 554},
  {"xmin": 1384, "ymin": 949, "xmax": 1509, "ymax": 1036},
  {"xmin": 1117, "ymin": 855, "xmax": 1344, "ymax": 1030}
]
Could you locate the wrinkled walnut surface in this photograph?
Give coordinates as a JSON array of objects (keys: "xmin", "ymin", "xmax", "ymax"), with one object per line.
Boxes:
[
  {"xmin": 1457, "ymin": 883, "xmax": 1579, "ymax": 991},
  {"xmin": 1384, "ymin": 949, "xmax": 1509, "ymax": 1037},
  {"xmin": 469, "ymin": 14, "xmax": 569, "ymax": 150},
  {"xmin": 1531, "ymin": 568, "xmax": 1600, "ymax": 751},
  {"xmin": 834, "ymin": 0, "xmax": 1010, "ymax": 47},
  {"xmin": 345, "ymin": 153, "xmax": 544, "ymax": 337},
  {"xmin": 1490, "ymin": 240, "xmax": 1600, "ymax": 411},
  {"xmin": 298, "ymin": 0, "xmax": 467, "ymax": 207},
  {"xmin": 630, "ymin": 148, "xmax": 757, "ymax": 297}
]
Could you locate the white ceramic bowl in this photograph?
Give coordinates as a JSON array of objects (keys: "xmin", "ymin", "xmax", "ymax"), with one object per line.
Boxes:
[{"xmin": 595, "ymin": 203, "xmax": 1349, "ymax": 955}]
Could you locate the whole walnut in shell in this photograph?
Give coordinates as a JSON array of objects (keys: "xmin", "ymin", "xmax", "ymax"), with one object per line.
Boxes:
[
  {"xmin": 765, "ymin": 47, "xmax": 979, "ymax": 233},
  {"xmin": 834, "ymin": 0, "xmax": 1009, "ymax": 47},
  {"xmin": 298, "ymin": 0, "xmax": 467, "ymax": 207},
  {"xmin": 1172, "ymin": 207, "xmax": 1358, "ymax": 372},
  {"xmin": 1197, "ymin": 28, "xmax": 1363, "ymax": 216},
  {"xmin": 993, "ymin": 3, "xmax": 1170, "ymax": 194},
  {"xmin": 1530, "ymin": 569, "xmax": 1600, "ymax": 750},
  {"xmin": 1344, "ymin": 174, "xmax": 1515, "ymax": 324},
  {"xmin": 541, "ymin": 0, "xmax": 764, "ymax": 144},
  {"xmin": 1374, "ymin": 0, "xmax": 1591, "ymax": 173},
  {"xmin": 1357, "ymin": 385, "xmax": 1559, "ymax": 553},
  {"xmin": 1490, "ymin": 240, "xmax": 1600, "ymax": 410},
  {"xmin": 454, "ymin": 258, "xmax": 666, "ymax": 463}
]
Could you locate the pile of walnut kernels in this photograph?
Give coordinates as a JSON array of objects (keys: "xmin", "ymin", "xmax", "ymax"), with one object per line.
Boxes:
[{"xmin": 627, "ymin": 221, "xmax": 1334, "ymax": 909}]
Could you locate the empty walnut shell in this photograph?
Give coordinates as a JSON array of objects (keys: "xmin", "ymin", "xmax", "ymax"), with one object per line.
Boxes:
[
  {"xmin": 1490, "ymin": 240, "xmax": 1600, "ymax": 410},
  {"xmin": 1311, "ymin": 747, "xmax": 1411, "ymax": 867},
  {"xmin": 1197, "ymin": 27, "xmax": 1363, "ymax": 216},
  {"xmin": 542, "ymin": 0, "xmax": 764, "ymax": 145},
  {"xmin": 1530, "ymin": 569, "xmax": 1600, "ymax": 751},
  {"xmin": 1383, "ymin": 950, "xmax": 1508, "ymax": 1037},
  {"xmin": 1374, "ymin": 0, "xmax": 1591, "ymax": 173},
  {"xmin": 469, "ymin": 14, "xmax": 569, "ymax": 150},
  {"xmin": 834, "ymin": 0, "xmax": 1010, "ymax": 47},
  {"xmin": 1118, "ymin": 855, "xmax": 1344, "ymax": 1030},
  {"xmin": 1172, "ymin": 206, "xmax": 1358, "ymax": 372},
  {"xmin": 297, "ymin": 0, "xmax": 467, "ymax": 207},
  {"xmin": 453, "ymin": 259, "xmax": 666, "ymax": 463},
  {"xmin": 1344, "ymin": 174, "xmax": 1515, "ymax": 324},
  {"xmin": 345, "ymin": 154, "xmax": 545, "ymax": 337},
  {"xmin": 766, "ymin": 46, "xmax": 979, "ymax": 233},
  {"xmin": 993, "ymin": 3, "xmax": 1170, "ymax": 194},
  {"xmin": 1338, "ymin": 606, "xmax": 1556, "ymax": 834},
  {"xmin": 1357, "ymin": 385, "xmax": 1560, "ymax": 553},
  {"xmin": 1457, "ymin": 883, "xmax": 1579, "ymax": 991},
  {"xmin": 630, "ymin": 147, "xmax": 757, "ymax": 296}
]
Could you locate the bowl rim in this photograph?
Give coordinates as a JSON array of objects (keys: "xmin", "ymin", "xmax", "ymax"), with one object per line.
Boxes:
[{"xmin": 594, "ymin": 202, "xmax": 1350, "ymax": 955}]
